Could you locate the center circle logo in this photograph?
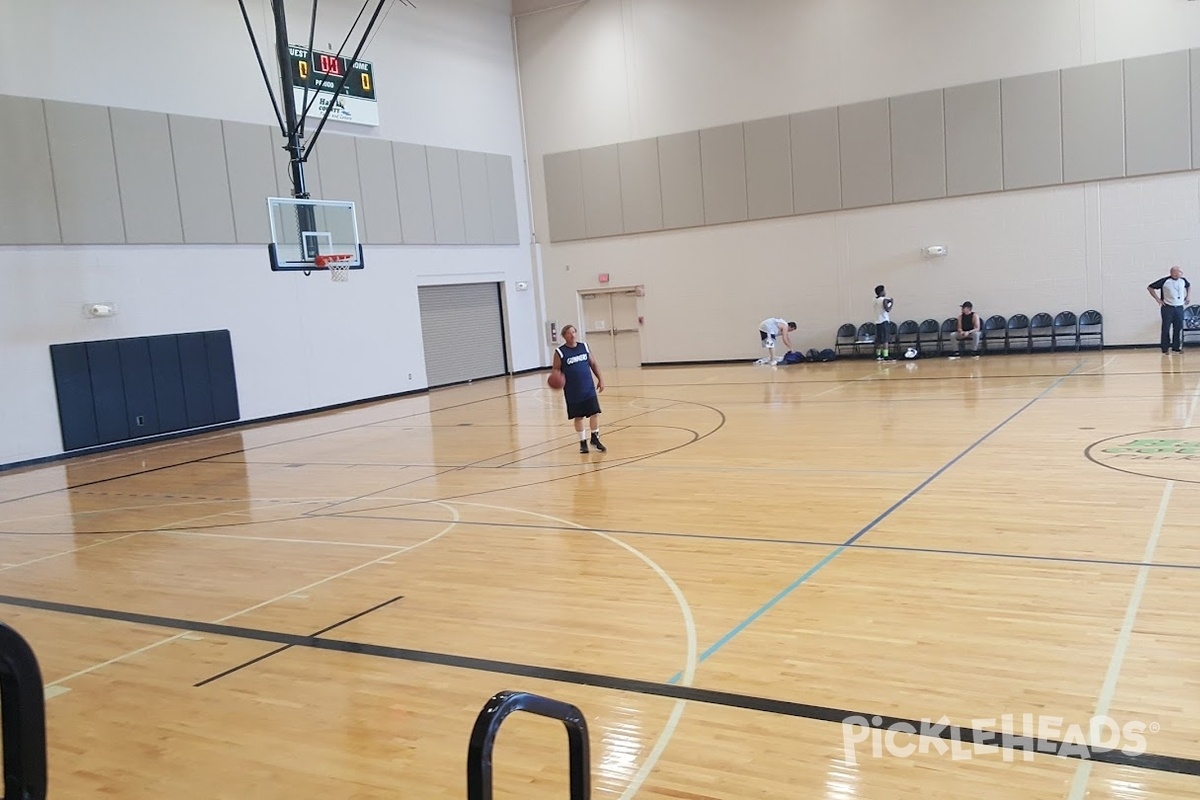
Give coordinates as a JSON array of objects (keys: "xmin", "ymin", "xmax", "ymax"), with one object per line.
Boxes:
[{"xmin": 1086, "ymin": 427, "xmax": 1200, "ymax": 483}]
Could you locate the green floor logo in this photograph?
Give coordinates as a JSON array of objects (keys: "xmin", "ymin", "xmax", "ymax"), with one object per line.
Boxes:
[{"xmin": 1087, "ymin": 428, "xmax": 1200, "ymax": 482}]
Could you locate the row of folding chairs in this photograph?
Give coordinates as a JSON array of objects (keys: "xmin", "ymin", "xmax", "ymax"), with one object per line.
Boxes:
[
  {"xmin": 1184, "ymin": 305, "xmax": 1200, "ymax": 345},
  {"xmin": 834, "ymin": 311, "xmax": 1104, "ymax": 357}
]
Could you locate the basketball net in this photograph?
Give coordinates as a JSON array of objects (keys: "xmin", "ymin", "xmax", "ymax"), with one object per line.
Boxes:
[{"xmin": 315, "ymin": 254, "xmax": 352, "ymax": 282}]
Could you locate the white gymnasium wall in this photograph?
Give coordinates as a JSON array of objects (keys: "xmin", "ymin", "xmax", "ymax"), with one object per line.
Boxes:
[
  {"xmin": 516, "ymin": 0, "xmax": 1200, "ymax": 362},
  {"xmin": 0, "ymin": 0, "xmax": 539, "ymax": 464}
]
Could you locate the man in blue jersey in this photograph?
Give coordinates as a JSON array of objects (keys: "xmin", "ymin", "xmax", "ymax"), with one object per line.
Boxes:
[{"xmin": 551, "ymin": 325, "xmax": 607, "ymax": 453}]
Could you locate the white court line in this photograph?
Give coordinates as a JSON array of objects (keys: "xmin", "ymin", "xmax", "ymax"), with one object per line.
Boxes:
[
  {"xmin": 44, "ymin": 502, "xmax": 461, "ymax": 690},
  {"xmin": 0, "ymin": 533, "xmax": 142, "ymax": 573},
  {"xmin": 1, "ymin": 500, "xmax": 314, "ymax": 574},
  {"xmin": 449, "ymin": 499, "xmax": 696, "ymax": 800},
  {"xmin": 0, "ymin": 496, "xmax": 346, "ymax": 526},
  {"xmin": 153, "ymin": 529, "xmax": 403, "ymax": 550},
  {"xmin": 803, "ymin": 372, "xmax": 878, "ymax": 400},
  {"xmin": 1066, "ymin": 372, "xmax": 1200, "ymax": 797},
  {"xmin": 1083, "ymin": 354, "xmax": 1117, "ymax": 374}
]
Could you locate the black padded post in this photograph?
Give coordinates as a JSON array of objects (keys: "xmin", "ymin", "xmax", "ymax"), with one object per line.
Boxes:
[
  {"xmin": 0, "ymin": 622, "xmax": 47, "ymax": 800},
  {"xmin": 466, "ymin": 690, "xmax": 590, "ymax": 800}
]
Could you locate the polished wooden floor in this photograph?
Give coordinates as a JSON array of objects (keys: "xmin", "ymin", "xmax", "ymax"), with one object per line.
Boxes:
[{"xmin": 1, "ymin": 350, "xmax": 1199, "ymax": 798}]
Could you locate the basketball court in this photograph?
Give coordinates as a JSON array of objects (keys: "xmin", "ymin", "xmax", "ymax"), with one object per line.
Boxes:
[{"xmin": 0, "ymin": 351, "xmax": 1198, "ymax": 797}]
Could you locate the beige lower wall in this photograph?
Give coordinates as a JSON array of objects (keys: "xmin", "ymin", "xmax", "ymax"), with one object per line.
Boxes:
[{"xmin": 536, "ymin": 171, "xmax": 1200, "ymax": 364}]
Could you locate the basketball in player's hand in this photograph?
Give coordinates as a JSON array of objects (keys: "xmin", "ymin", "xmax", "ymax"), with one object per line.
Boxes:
[{"xmin": 547, "ymin": 370, "xmax": 566, "ymax": 389}]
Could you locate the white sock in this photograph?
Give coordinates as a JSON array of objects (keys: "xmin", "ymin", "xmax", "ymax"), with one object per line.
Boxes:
[{"xmin": 579, "ymin": 430, "xmax": 587, "ymax": 441}]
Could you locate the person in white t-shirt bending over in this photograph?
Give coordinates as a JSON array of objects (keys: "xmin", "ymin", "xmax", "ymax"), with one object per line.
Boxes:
[
  {"xmin": 1147, "ymin": 266, "xmax": 1191, "ymax": 354},
  {"xmin": 756, "ymin": 318, "xmax": 796, "ymax": 365}
]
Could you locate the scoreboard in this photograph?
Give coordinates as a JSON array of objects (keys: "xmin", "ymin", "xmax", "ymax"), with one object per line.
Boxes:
[{"xmin": 288, "ymin": 45, "xmax": 378, "ymax": 127}]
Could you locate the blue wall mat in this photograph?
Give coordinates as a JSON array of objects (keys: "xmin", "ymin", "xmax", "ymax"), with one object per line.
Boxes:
[
  {"xmin": 49, "ymin": 343, "xmax": 99, "ymax": 450},
  {"xmin": 177, "ymin": 333, "xmax": 216, "ymax": 429},
  {"xmin": 204, "ymin": 330, "xmax": 240, "ymax": 423},
  {"xmin": 86, "ymin": 340, "xmax": 130, "ymax": 444},
  {"xmin": 118, "ymin": 337, "xmax": 161, "ymax": 437}
]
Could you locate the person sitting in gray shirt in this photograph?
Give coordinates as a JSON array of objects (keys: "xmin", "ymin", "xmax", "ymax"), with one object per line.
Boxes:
[{"xmin": 949, "ymin": 301, "xmax": 981, "ymax": 359}]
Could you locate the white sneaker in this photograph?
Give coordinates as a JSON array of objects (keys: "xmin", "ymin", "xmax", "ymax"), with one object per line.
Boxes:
[{"xmin": 754, "ymin": 357, "xmax": 769, "ymax": 365}]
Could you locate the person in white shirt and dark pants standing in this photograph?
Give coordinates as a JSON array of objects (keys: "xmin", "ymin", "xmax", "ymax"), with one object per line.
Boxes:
[{"xmin": 1147, "ymin": 266, "xmax": 1191, "ymax": 354}]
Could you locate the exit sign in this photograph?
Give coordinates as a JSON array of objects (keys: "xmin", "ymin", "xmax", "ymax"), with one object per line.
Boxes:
[{"xmin": 599, "ymin": 273, "xmax": 609, "ymax": 283}]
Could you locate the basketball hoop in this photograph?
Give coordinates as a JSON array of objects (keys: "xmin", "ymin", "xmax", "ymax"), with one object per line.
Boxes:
[{"xmin": 315, "ymin": 253, "xmax": 353, "ymax": 282}]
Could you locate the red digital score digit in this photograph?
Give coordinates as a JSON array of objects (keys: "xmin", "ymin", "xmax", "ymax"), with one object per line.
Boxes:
[{"xmin": 318, "ymin": 54, "xmax": 343, "ymax": 76}]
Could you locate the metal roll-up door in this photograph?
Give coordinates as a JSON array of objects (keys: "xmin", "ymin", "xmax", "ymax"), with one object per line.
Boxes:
[{"xmin": 418, "ymin": 282, "xmax": 508, "ymax": 387}]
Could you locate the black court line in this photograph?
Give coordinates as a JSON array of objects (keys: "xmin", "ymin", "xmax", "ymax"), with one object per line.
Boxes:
[
  {"xmin": 195, "ymin": 461, "xmax": 934, "ymax": 475},
  {"xmin": 671, "ymin": 362, "xmax": 1090, "ymax": 675},
  {"xmin": 272, "ymin": 400, "xmax": 725, "ymax": 521},
  {"xmin": 0, "ymin": 358, "xmax": 1174, "ymax": 494},
  {"xmin": 193, "ymin": 595, "xmax": 403, "ymax": 687},
  {"xmin": 300, "ymin": 466, "xmax": 468, "ymax": 517},
  {"xmin": 478, "ymin": 400, "xmax": 687, "ymax": 469},
  {"xmin": 295, "ymin": 400, "xmax": 718, "ymax": 517},
  {"xmin": 0, "ymin": 360, "xmax": 1129, "ymax": 507},
  {"xmin": 321, "ymin": 514, "xmax": 1200, "ymax": 572},
  {"xmin": 612, "ymin": 365, "xmax": 1200, "ymax": 389},
  {"xmin": 2, "ymin": 593, "xmax": 1195, "ymax": 778},
  {"xmin": 490, "ymin": 426, "xmax": 636, "ymax": 467},
  {"xmin": 0, "ymin": 386, "xmax": 535, "ymax": 507}
]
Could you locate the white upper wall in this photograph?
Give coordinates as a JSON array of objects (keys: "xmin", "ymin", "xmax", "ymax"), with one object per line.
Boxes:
[
  {"xmin": 515, "ymin": 0, "xmax": 1200, "ymax": 362},
  {"xmin": 0, "ymin": 0, "xmax": 539, "ymax": 465},
  {"xmin": 0, "ymin": 0, "xmax": 524, "ymax": 153},
  {"xmin": 517, "ymin": 0, "xmax": 1200, "ymax": 155}
]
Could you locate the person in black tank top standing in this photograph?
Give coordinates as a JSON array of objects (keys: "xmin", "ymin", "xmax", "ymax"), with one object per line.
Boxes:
[{"xmin": 551, "ymin": 325, "xmax": 607, "ymax": 453}]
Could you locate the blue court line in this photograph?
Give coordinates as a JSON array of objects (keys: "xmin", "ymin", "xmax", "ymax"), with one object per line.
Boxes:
[{"xmin": 668, "ymin": 362, "xmax": 1085, "ymax": 684}]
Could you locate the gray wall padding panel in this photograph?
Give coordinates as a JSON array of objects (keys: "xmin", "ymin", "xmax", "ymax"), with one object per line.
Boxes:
[
  {"xmin": 790, "ymin": 108, "xmax": 841, "ymax": 214},
  {"xmin": 1124, "ymin": 51, "xmax": 1191, "ymax": 177},
  {"xmin": 889, "ymin": 91, "xmax": 947, "ymax": 203},
  {"xmin": 169, "ymin": 114, "xmax": 235, "ymax": 244},
  {"xmin": 1001, "ymin": 71, "xmax": 1063, "ymax": 190},
  {"xmin": 744, "ymin": 116, "xmax": 793, "ymax": 220},
  {"xmin": 394, "ymin": 142, "xmax": 436, "ymax": 245},
  {"xmin": 0, "ymin": 96, "xmax": 60, "ymax": 244},
  {"xmin": 700, "ymin": 124, "xmax": 748, "ymax": 224},
  {"xmin": 487, "ymin": 153, "xmax": 520, "ymax": 244},
  {"xmin": 618, "ymin": 139, "xmax": 663, "ymax": 234},
  {"xmin": 657, "ymin": 131, "xmax": 705, "ymax": 230},
  {"xmin": 314, "ymin": 134, "xmax": 365, "ymax": 241},
  {"xmin": 944, "ymin": 81, "xmax": 1003, "ymax": 196},
  {"xmin": 1061, "ymin": 61, "xmax": 1126, "ymax": 183},
  {"xmin": 839, "ymin": 99, "xmax": 893, "ymax": 209},
  {"xmin": 1193, "ymin": 50, "xmax": 1200, "ymax": 169},
  {"xmin": 45, "ymin": 101, "xmax": 125, "ymax": 244},
  {"xmin": 0, "ymin": 94, "xmax": 520, "ymax": 249},
  {"xmin": 109, "ymin": 109, "xmax": 183, "ymax": 244},
  {"xmin": 544, "ymin": 150, "xmax": 586, "ymax": 241},
  {"xmin": 537, "ymin": 47, "xmax": 1200, "ymax": 243},
  {"xmin": 426, "ymin": 145, "xmax": 467, "ymax": 245},
  {"xmin": 355, "ymin": 136, "xmax": 402, "ymax": 244},
  {"xmin": 580, "ymin": 145, "xmax": 624, "ymax": 238},
  {"xmin": 223, "ymin": 122, "xmax": 278, "ymax": 244},
  {"xmin": 458, "ymin": 149, "xmax": 495, "ymax": 245}
]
